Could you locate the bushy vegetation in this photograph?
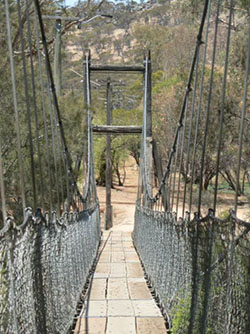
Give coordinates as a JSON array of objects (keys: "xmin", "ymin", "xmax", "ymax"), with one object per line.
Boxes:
[{"xmin": 0, "ymin": 0, "xmax": 249, "ymax": 224}]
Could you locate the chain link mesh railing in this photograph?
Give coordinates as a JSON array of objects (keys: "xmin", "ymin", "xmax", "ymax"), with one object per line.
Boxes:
[
  {"xmin": 0, "ymin": 1, "xmax": 101, "ymax": 332},
  {"xmin": 134, "ymin": 0, "xmax": 250, "ymax": 332},
  {"xmin": 0, "ymin": 206, "xmax": 100, "ymax": 334},
  {"xmin": 133, "ymin": 205, "xmax": 250, "ymax": 334}
]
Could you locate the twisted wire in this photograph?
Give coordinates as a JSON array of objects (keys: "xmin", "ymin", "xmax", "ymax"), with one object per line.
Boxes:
[
  {"xmin": 4, "ymin": 0, "xmax": 26, "ymax": 211},
  {"xmin": 213, "ymin": 0, "xmax": 234, "ymax": 213},
  {"xmin": 135, "ymin": 1, "xmax": 250, "ymax": 334},
  {"xmin": 34, "ymin": 0, "xmax": 86, "ymax": 206},
  {"xmin": 17, "ymin": 0, "xmax": 37, "ymax": 209},
  {"xmin": 141, "ymin": 0, "xmax": 210, "ymax": 204}
]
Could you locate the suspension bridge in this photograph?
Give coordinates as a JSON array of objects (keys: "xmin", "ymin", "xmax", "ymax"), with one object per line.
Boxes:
[{"xmin": 0, "ymin": 0, "xmax": 250, "ymax": 333}]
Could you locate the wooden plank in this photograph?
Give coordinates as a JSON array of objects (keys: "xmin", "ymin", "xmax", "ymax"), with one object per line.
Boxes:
[
  {"xmin": 93, "ymin": 125, "xmax": 142, "ymax": 134},
  {"xmin": 136, "ymin": 318, "xmax": 166, "ymax": 334},
  {"xmin": 124, "ymin": 249, "xmax": 138, "ymax": 257},
  {"xmin": 88, "ymin": 279, "xmax": 107, "ymax": 300},
  {"xmin": 128, "ymin": 281, "xmax": 152, "ymax": 300},
  {"xmin": 82, "ymin": 300, "xmax": 107, "ymax": 317},
  {"xmin": 94, "ymin": 263, "xmax": 110, "ymax": 278},
  {"xmin": 132, "ymin": 300, "xmax": 162, "ymax": 317},
  {"xmin": 99, "ymin": 252, "xmax": 111, "ymax": 263},
  {"xmin": 107, "ymin": 300, "xmax": 134, "ymax": 316},
  {"xmin": 123, "ymin": 241, "xmax": 134, "ymax": 249},
  {"xmin": 111, "ymin": 251, "xmax": 126, "ymax": 263},
  {"xmin": 122, "ymin": 232, "xmax": 132, "ymax": 237},
  {"xmin": 110, "ymin": 263, "xmax": 126, "ymax": 277},
  {"xmin": 90, "ymin": 65, "xmax": 144, "ymax": 72},
  {"xmin": 107, "ymin": 278, "xmax": 129, "ymax": 299},
  {"xmin": 74, "ymin": 318, "xmax": 107, "ymax": 334},
  {"xmin": 95, "ymin": 263, "xmax": 110, "ymax": 274},
  {"xmin": 75, "ymin": 217, "xmax": 167, "ymax": 334},
  {"xmin": 125, "ymin": 252, "xmax": 139, "ymax": 262},
  {"xmin": 126, "ymin": 263, "xmax": 144, "ymax": 278},
  {"xmin": 106, "ymin": 317, "xmax": 136, "ymax": 334}
]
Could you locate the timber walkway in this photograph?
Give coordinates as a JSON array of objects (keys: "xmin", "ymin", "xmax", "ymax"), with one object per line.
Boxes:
[{"xmin": 74, "ymin": 221, "xmax": 166, "ymax": 334}]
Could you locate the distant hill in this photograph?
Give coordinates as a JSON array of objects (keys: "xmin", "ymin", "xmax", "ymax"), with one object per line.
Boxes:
[{"xmin": 65, "ymin": 0, "xmax": 190, "ymax": 65}]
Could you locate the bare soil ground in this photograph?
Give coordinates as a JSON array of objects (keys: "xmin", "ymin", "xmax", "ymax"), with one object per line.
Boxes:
[
  {"xmin": 97, "ymin": 158, "xmax": 250, "ymax": 228},
  {"xmin": 97, "ymin": 157, "xmax": 138, "ymax": 230}
]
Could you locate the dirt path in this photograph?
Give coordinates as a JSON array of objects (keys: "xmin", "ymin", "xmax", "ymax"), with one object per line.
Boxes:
[
  {"xmin": 97, "ymin": 157, "xmax": 250, "ymax": 226},
  {"xmin": 97, "ymin": 158, "xmax": 138, "ymax": 230}
]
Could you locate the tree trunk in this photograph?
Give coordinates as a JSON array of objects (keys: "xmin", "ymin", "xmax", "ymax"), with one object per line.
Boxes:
[
  {"xmin": 242, "ymin": 170, "xmax": 247, "ymax": 194},
  {"xmin": 203, "ymin": 170, "xmax": 215, "ymax": 190},
  {"xmin": 220, "ymin": 170, "xmax": 242, "ymax": 195},
  {"xmin": 122, "ymin": 161, "xmax": 126, "ymax": 185},
  {"xmin": 115, "ymin": 163, "xmax": 123, "ymax": 186}
]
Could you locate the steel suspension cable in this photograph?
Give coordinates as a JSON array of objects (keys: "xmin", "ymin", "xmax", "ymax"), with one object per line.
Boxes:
[
  {"xmin": 198, "ymin": 0, "xmax": 221, "ymax": 216},
  {"xmin": 34, "ymin": 11, "xmax": 53, "ymax": 212},
  {"xmin": 182, "ymin": 49, "xmax": 201, "ymax": 217},
  {"xmin": 54, "ymin": 118, "xmax": 66, "ymax": 209},
  {"xmin": 47, "ymin": 79, "xmax": 61, "ymax": 213},
  {"xmin": 0, "ymin": 144, "xmax": 7, "ymax": 222},
  {"xmin": 189, "ymin": 0, "xmax": 212, "ymax": 213},
  {"xmin": 26, "ymin": 0, "xmax": 44, "ymax": 207},
  {"xmin": 170, "ymin": 132, "xmax": 180, "ymax": 211},
  {"xmin": 176, "ymin": 98, "xmax": 189, "ymax": 216},
  {"xmin": 224, "ymin": 6, "xmax": 237, "ymax": 318},
  {"xmin": 90, "ymin": 115, "xmax": 98, "ymax": 204},
  {"xmin": 34, "ymin": 0, "xmax": 84, "ymax": 204},
  {"xmin": 213, "ymin": 0, "xmax": 234, "ymax": 213},
  {"xmin": 234, "ymin": 24, "xmax": 250, "ymax": 213},
  {"xmin": 167, "ymin": 160, "xmax": 173, "ymax": 210},
  {"xmin": 142, "ymin": 0, "xmax": 210, "ymax": 204},
  {"xmin": 4, "ymin": 0, "xmax": 26, "ymax": 211},
  {"xmin": 17, "ymin": 0, "xmax": 37, "ymax": 209}
]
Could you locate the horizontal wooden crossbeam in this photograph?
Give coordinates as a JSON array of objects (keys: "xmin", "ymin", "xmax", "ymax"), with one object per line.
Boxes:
[
  {"xmin": 90, "ymin": 65, "xmax": 145, "ymax": 73},
  {"xmin": 92, "ymin": 125, "xmax": 142, "ymax": 134}
]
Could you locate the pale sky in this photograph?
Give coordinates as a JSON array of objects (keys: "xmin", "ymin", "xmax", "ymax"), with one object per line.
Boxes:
[
  {"xmin": 65, "ymin": 0, "xmax": 77, "ymax": 6},
  {"xmin": 64, "ymin": 0, "xmax": 140, "ymax": 6}
]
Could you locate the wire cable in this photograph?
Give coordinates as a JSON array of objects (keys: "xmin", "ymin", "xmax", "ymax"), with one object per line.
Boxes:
[{"xmin": 4, "ymin": 0, "xmax": 26, "ymax": 211}]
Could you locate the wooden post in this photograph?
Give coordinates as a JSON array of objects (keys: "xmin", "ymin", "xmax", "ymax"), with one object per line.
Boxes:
[
  {"xmin": 105, "ymin": 78, "xmax": 113, "ymax": 230},
  {"xmin": 54, "ymin": 10, "xmax": 62, "ymax": 96},
  {"xmin": 144, "ymin": 52, "xmax": 153, "ymax": 206},
  {"xmin": 82, "ymin": 52, "xmax": 91, "ymax": 209},
  {"xmin": 152, "ymin": 139, "xmax": 169, "ymax": 210},
  {"xmin": 146, "ymin": 51, "xmax": 152, "ymax": 138}
]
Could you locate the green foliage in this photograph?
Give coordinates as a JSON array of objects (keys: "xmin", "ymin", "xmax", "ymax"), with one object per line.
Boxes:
[
  {"xmin": 171, "ymin": 293, "xmax": 191, "ymax": 334},
  {"xmin": 153, "ymin": 73, "xmax": 180, "ymax": 94},
  {"xmin": 0, "ymin": 251, "xmax": 8, "ymax": 330},
  {"xmin": 218, "ymin": 210, "xmax": 230, "ymax": 220}
]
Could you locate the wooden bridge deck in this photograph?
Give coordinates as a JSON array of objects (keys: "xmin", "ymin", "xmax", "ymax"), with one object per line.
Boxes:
[{"xmin": 74, "ymin": 222, "xmax": 166, "ymax": 334}]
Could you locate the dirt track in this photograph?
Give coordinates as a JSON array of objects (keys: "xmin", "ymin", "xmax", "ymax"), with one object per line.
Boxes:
[
  {"xmin": 97, "ymin": 157, "xmax": 250, "ymax": 227},
  {"xmin": 97, "ymin": 158, "xmax": 138, "ymax": 230}
]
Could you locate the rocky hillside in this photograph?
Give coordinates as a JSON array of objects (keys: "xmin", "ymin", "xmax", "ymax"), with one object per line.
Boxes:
[{"xmin": 65, "ymin": 0, "xmax": 198, "ymax": 66}]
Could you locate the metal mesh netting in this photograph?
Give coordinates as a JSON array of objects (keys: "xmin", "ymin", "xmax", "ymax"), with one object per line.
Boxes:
[
  {"xmin": 133, "ymin": 204, "xmax": 250, "ymax": 334},
  {"xmin": 0, "ymin": 206, "xmax": 100, "ymax": 334}
]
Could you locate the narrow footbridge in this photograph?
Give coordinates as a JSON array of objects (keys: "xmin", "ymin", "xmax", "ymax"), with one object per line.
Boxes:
[{"xmin": 0, "ymin": 1, "xmax": 250, "ymax": 334}]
